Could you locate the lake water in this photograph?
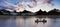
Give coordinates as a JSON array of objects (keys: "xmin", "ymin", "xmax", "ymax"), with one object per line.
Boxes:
[{"xmin": 0, "ymin": 16, "xmax": 60, "ymax": 27}]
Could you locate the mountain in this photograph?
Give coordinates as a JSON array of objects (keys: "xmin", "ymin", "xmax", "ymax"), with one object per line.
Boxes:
[
  {"xmin": 47, "ymin": 8, "xmax": 60, "ymax": 15},
  {"xmin": 22, "ymin": 10, "xmax": 32, "ymax": 13},
  {"xmin": 0, "ymin": 10, "xmax": 3, "ymax": 15},
  {"xmin": 0, "ymin": 9, "xmax": 11, "ymax": 15},
  {"xmin": 35, "ymin": 8, "xmax": 60, "ymax": 15},
  {"xmin": 0, "ymin": 8, "xmax": 60, "ymax": 15},
  {"xmin": 20, "ymin": 10, "xmax": 35, "ymax": 16},
  {"xmin": 35, "ymin": 9, "xmax": 47, "ymax": 15}
]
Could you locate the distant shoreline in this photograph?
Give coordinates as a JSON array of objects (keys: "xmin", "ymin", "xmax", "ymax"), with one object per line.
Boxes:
[
  {"xmin": 1, "ymin": 14, "xmax": 60, "ymax": 16},
  {"xmin": 0, "ymin": 15, "xmax": 60, "ymax": 18},
  {"xmin": 0, "ymin": 15, "xmax": 60, "ymax": 17}
]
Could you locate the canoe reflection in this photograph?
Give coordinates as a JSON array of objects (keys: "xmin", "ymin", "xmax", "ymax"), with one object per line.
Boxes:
[{"xmin": 35, "ymin": 19, "xmax": 47, "ymax": 24}]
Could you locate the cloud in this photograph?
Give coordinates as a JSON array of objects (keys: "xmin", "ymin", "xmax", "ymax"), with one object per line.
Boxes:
[
  {"xmin": 0, "ymin": 0, "xmax": 54, "ymax": 12},
  {"xmin": 23, "ymin": 0, "xmax": 54, "ymax": 12},
  {"xmin": 0, "ymin": 1, "xmax": 18, "ymax": 10}
]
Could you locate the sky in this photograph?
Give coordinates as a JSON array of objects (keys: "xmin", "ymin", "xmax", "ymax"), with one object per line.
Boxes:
[
  {"xmin": 0, "ymin": 0, "xmax": 60, "ymax": 12},
  {"xmin": 53, "ymin": 0, "xmax": 60, "ymax": 9}
]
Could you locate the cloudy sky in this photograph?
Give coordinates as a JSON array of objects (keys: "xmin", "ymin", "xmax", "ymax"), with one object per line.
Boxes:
[{"xmin": 0, "ymin": 0, "xmax": 60, "ymax": 12}]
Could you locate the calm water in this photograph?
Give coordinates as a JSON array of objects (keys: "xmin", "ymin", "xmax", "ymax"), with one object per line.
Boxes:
[{"xmin": 0, "ymin": 16, "xmax": 60, "ymax": 27}]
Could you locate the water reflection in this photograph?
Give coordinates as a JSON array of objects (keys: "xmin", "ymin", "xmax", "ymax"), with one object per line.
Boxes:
[{"xmin": 0, "ymin": 16, "xmax": 60, "ymax": 27}]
